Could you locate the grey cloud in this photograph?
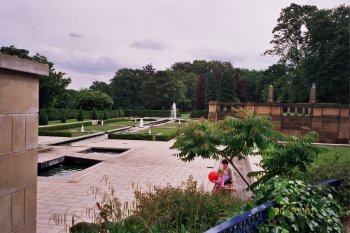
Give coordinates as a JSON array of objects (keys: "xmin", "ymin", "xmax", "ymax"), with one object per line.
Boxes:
[
  {"xmin": 69, "ymin": 32, "xmax": 84, "ymax": 38},
  {"xmin": 130, "ymin": 39, "xmax": 171, "ymax": 51},
  {"xmin": 185, "ymin": 46, "xmax": 245, "ymax": 64},
  {"xmin": 59, "ymin": 56, "xmax": 118, "ymax": 74}
]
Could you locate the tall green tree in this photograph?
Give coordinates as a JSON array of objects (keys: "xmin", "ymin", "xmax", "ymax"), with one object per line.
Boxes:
[
  {"xmin": 89, "ymin": 81, "xmax": 110, "ymax": 95},
  {"xmin": 218, "ymin": 69, "xmax": 237, "ymax": 102},
  {"xmin": 264, "ymin": 3, "xmax": 318, "ymax": 67},
  {"xmin": 76, "ymin": 90, "xmax": 113, "ymax": 110},
  {"xmin": 204, "ymin": 71, "xmax": 217, "ymax": 107},
  {"xmin": 196, "ymin": 74, "xmax": 205, "ymax": 109},
  {"xmin": 110, "ymin": 68, "xmax": 143, "ymax": 109},
  {"xmin": 303, "ymin": 5, "xmax": 350, "ymax": 103},
  {"xmin": 171, "ymin": 110, "xmax": 281, "ymax": 190}
]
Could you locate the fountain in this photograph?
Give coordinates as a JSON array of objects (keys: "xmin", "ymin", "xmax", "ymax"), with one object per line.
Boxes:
[
  {"xmin": 139, "ymin": 118, "xmax": 144, "ymax": 127},
  {"xmin": 148, "ymin": 128, "xmax": 152, "ymax": 135},
  {"xmin": 80, "ymin": 125, "xmax": 85, "ymax": 132},
  {"xmin": 101, "ymin": 121, "xmax": 104, "ymax": 126},
  {"xmin": 170, "ymin": 103, "xmax": 177, "ymax": 120}
]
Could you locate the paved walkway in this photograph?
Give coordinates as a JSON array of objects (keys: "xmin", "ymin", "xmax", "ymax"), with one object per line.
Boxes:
[{"xmin": 37, "ymin": 136, "xmax": 255, "ymax": 233}]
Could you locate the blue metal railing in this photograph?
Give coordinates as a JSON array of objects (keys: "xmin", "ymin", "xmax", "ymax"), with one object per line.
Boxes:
[
  {"xmin": 203, "ymin": 202, "xmax": 276, "ymax": 233},
  {"xmin": 204, "ymin": 176, "xmax": 347, "ymax": 233}
]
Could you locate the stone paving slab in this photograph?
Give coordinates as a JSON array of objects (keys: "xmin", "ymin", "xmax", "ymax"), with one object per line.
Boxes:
[{"xmin": 37, "ymin": 136, "xmax": 253, "ymax": 233}]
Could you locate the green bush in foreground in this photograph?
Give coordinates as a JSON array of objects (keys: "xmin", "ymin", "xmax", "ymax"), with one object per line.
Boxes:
[
  {"xmin": 69, "ymin": 176, "xmax": 243, "ymax": 233},
  {"xmin": 250, "ymin": 177, "xmax": 343, "ymax": 233}
]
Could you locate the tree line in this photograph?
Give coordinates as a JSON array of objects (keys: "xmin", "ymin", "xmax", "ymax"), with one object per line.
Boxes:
[{"xmin": 1, "ymin": 4, "xmax": 348, "ymax": 111}]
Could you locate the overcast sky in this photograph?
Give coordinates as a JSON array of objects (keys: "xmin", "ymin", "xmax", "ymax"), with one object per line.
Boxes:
[{"xmin": 0, "ymin": 0, "xmax": 346, "ymax": 89}]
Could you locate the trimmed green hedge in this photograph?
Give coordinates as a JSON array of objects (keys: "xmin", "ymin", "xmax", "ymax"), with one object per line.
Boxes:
[
  {"xmin": 98, "ymin": 118, "xmax": 129, "ymax": 124},
  {"xmin": 39, "ymin": 121, "xmax": 92, "ymax": 131},
  {"xmin": 40, "ymin": 108, "xmax": 125, "ymax": 121},
  {"xmin": 108, "ymin": 132, "xmax": 176, "ymax": 141},
  {"xmin": 124, "ymin": 110, "xmax": 181, "ymax": 118},
  {"xmin": 190, "ymin": 110, "xmax": 208, "ymax": 118},
  {"xmin": 38, "ymin": 130, "xmax": 73, "ymax": 137}
]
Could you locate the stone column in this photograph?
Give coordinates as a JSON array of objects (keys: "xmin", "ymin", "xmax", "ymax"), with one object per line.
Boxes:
[
  {"xmin": 267, "ymin": 85, "xmax": 274, "ymax": 104},
  {"xmin": 0, "ymin": 54, "xmax": 48, "ymax": 233},
  {"xmin": 208, "ymin": 101, "xmax": 219, "ymax": 122},
  {"xmin": 309, "ymin": 83, "xmax": 316, "ymax": 103}
]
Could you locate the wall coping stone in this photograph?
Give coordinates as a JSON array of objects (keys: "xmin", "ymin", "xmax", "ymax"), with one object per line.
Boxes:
[{"xmin": 0, "ymin": 54, "xmax": 49, "ymax": 76}]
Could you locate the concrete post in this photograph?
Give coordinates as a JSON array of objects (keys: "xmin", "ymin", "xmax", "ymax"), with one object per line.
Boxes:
[
  {"xmin": 309, "ymin": 83, "xmax": 316, "ymax": 103},
  {"xmin": 267, "ymin": 85, "xmax": 274, "ymax": 104},
  {"xmin": 0, "ymin": 54, "xmax": 49, "ymax": 233}
]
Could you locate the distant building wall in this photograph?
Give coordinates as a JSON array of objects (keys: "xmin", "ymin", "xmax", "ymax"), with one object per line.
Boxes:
[
  {"xmin": 208, "ymin": 101, "xmax": 350, "ymax": 143},
  {"xmin": 0, "ymin": 54, "xmax": 48, "ymax": 233}
]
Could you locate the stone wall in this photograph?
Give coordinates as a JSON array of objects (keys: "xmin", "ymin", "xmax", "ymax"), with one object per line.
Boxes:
[
  {"xmin": 208, "ymin": 101, "xmax": 350, "ymax": 143},
  {"xmin": 0, "ymin": 54, "xmax": 48, "ymax": 233}
]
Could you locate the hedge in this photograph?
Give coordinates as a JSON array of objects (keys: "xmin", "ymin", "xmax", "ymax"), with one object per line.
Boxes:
[
  {"xmin": 124, "ymin": 110, "xmax": 181, "ymax": 118},
  {"xmin": 108, "ymin": 132, "xmax": 176, "ymax": 141},
  {"xmin": 40, "ymin": 108, "xmax": 125, "ymax": 121},
  {"xmin": 38, "ymin": 130, "xmax": 73, "ymax": 137},
  {"xmin": 39, "ymin": 121, "xmax": 92, "ymax": 131},
  {"xmin": 190, "ymin": 110, "xmax": 208, "ymax": 118},
  {"xmin": 98, "ymin": 118, "xmax": 129, "ymax": 124}
]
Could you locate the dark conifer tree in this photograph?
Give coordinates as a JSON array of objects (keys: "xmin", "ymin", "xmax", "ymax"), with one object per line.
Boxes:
[
  {"xmin": 218, "ymin": 69, "xmax": 237, "ymax": 102},
  {"xmin": 195, "ymin": 74, "xmax": 205, "ymax": 109},
  {"xmin": 204, "ymin": 71, "xmax": 217, "ymax": 107}
]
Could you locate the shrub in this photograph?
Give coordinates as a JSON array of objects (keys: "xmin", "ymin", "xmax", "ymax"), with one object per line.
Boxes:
[
  {"xmin": 39, "ymin": 111, "xmax": 49, "ymax": 125},
  {"xmin": 77, "ymin": 109, "xmax": 84, "ymax": 121},
  {"xmin": 39, "ymin": 108, "xmax": 125, "ymax": 121},
  {"xmin": 70, "ymin": 176, "xmax": 242, "ymax": 233},
  {"xmin": 124, "ymin": 109, "xmax": 181, "ymax": 118},
  {"xmin": 60, "ymin": 110, "xmax": 67, "ymax": 123},
  {"xmin": 38, "ymin": 130, "xmax": 72, "ymax": 137},
  {"xmin": 100, "ymin": 118, "xmax": 127, "ymax": 124},
  {"xmin": 103, "ymin": 111, "xmax": 109, "ymax": 120},
  {"xmin": 39, "ymin": 121, "xmax": 92, "ymax": 131},
  {"xmin": 91, "ymin": 108, "xmax": 98, "ymax": 120},
  {"xmin": 251, "ymin": 177, "xmax": 343, "ymax": 233},
  {"xmin": 190, "ymin": 110, "xmax": 208, "ymax": 118},
  {"xmin": 108, "ymin": 132, "xmax": 176, "ymax": 141}
]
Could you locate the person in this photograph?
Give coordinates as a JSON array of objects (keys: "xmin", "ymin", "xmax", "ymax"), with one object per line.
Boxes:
[
  {"xmin": 212, "ymin": 169, "xmax": 225, "ymax": 193},
  {"xmin": 222, "ymin": 159, "xmax": 233, "ymax": 184}
]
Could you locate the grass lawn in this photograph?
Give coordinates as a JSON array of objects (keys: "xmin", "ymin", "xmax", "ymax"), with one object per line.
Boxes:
[
  {"xmin": 181, "ymin": 112, "xmax": 191, "ymax": 119},
  {"xmin": 314, "ymin": 145, "xmax": 350, "ymax": 166},
  {"xmin": 139, "ymin": 127, "xmax": 177, "ymax": 135},
  {"xmin": 47, "ymin": 119, "xmax": 91, "ymax": 125},
  {"xmin": 110, "ymin": 121, "xmax": 139, "ymax": 127},
  {"xmin": 67, "ymin": 121, "xmax": 137, "ymax": 132}
]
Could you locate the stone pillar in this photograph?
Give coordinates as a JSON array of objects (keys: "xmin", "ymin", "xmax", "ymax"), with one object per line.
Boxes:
[
  {"xmin": 208, "ymin": 101, "xmax": 219, "ymax": 122},
  {"xmin": 0, "ymin": 54, "xmax": 48, "ymax": 233},
  {"xmin": 309, "ymin": 83, "xmax": 316, "ymax": 103},
  {"xmin": 267, "ymin": 85, "xmax": 274, "ymax": 104}
]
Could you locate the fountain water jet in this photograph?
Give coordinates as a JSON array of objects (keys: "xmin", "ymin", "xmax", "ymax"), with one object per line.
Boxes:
[
  {"xmin": 81, "ymin": 125, "xmax": 85, "ymax": 132},
  {"xmin": 139, "ymin": 118, "xmax": 144, "ymax": 127},
  {"xmin": 170, "ymin": 103, "xmax": 177, "ymax": 120}
]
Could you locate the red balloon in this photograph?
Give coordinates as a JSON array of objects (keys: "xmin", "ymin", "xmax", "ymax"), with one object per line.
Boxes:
[{"xmin": 208, "ymin": 171, "xmax": 218, "ymax": 183}]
